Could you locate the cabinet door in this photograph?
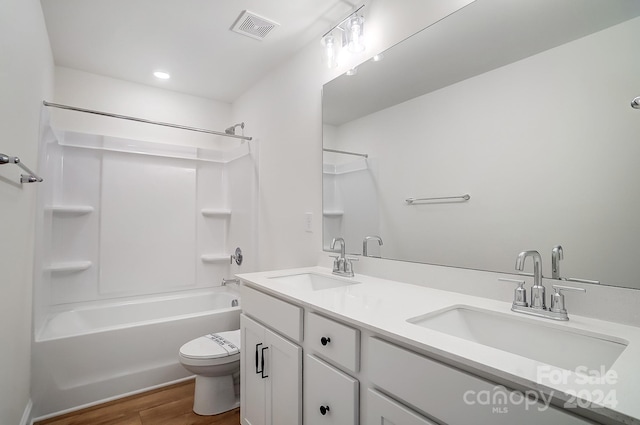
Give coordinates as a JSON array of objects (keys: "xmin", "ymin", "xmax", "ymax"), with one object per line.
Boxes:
[
  {"xmin": 304, "ymin": 354, "xmax": 359, "ymax": 425},
  {"xmin": 366, "ymin": 389, "xmax": 438, "ymax": 425},
  {"xmin": 241, "ymin": 314, "xmax": 302, "ymax": 425},
  {"xmin": 265, "ymin": 327, "xmax": 302, "ymax": 425},
  {"xmin": 241, "ymin": 314, "xmax": 267, "ymax": 425}
]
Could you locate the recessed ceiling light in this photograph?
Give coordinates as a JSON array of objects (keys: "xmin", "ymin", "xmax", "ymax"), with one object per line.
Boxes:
[{"xmin": 153, "ymin": 71, "xmax": 171, "ymax": 80}]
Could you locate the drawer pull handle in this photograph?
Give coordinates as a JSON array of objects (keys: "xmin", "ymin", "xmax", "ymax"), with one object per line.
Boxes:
[
  {"xmin": 320, "ymin": 336, "xmax": 331, "ymax": 346},
  {"xmin": 319, "ymin": 405, "xmax": 330, "ymax": 415},
  {"xmin": 260, "ymin": 346, "xmax": 269, "ymax": 379},
  {"xmin": 255, "ymin": 343, "xmax": 262, "ymax": 374}
]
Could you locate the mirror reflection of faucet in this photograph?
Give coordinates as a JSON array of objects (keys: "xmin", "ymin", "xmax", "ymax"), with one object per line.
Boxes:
[{"xmin": 363, "ymin": 235, "xmax": 383, "ymax": 257}]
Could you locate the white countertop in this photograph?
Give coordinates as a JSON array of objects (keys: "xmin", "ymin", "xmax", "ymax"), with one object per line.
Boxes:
[{"xmin": 237, "ymin": 266, "xmax": 640, "ymax": 425}]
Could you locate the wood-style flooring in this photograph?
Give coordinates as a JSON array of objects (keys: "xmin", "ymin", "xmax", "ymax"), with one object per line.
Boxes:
[{"xmin": 34, "ymin": 379, "xmax": 240, "ymax": 425}]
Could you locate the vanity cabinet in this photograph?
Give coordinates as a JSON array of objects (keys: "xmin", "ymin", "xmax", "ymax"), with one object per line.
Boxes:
[
  {"xmin": 240, "ymin": 314, "xmax": 302, "ymax": 425},
  {"xmin": 240, "ymin": 277, "xmax": 597, "ymax": 425}
]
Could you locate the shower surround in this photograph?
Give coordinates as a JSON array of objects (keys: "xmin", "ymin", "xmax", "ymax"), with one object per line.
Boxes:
[{"xmin": 31, "ymin": 117, "xmax": 258, "ymax": 417}]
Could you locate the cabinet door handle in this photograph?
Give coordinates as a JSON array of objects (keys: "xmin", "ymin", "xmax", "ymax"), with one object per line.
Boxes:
[
  {"xmin": 320, "ymin": 336, "xmax": 331, "ymax": 346},
  {"xmin": 319, "ymin": 405, "xmax": 330, "ymax": 415},
  {"xmin": 260, "ymin": 346, "xmax": 269, "ymax": 379},
  {"xmin": 255, "ymin": 343, "xmax": 263, "ymax": 374}
]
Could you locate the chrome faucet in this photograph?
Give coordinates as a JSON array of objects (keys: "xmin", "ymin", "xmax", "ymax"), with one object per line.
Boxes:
[
  {"xmin": 515, "ymin": 250, "xmax": 545, "ymax": 309},
  {"xmin": 551, "ymin": 245, "xmax": 563, "ymax": 279},
  {"xmin": 330, "ymin": 237, "xmax": 357, "ymax": 277},
  {"xmin": 507, "ymin": 250, "xmax": 585, "ymax": 321},
  {"xmin": 363, "ymin": 235, "xmax": 383, "ymax": 257}
]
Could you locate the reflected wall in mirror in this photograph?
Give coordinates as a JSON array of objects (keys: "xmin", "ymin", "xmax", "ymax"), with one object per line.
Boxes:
[{"xmin": 322, "ymin": 0, "xmax": 640, "ymax": 289}]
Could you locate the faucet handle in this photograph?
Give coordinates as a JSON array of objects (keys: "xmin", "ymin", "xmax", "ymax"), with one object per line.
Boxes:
[
  {"xmin": 550, "ymin": 284, "xmax": 586, "ymax": 314},
  {"xmin": 499, "ymin": 278, "xmax": 528, "ymax": 307}
]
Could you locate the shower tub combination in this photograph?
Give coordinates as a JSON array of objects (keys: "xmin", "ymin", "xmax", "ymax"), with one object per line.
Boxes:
[{"xmin": 31, "ymin": 287, "xmax": 241, "ymax": 419}]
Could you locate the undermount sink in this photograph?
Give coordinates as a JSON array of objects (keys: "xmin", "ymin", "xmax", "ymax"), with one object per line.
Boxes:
[
  {"xmin": 268, "ymin": 273, "xmax": 360, "ymax": 291},
  {"xmin": 408, "ymin": 305, "xmax": 628, "ymax": 372}
]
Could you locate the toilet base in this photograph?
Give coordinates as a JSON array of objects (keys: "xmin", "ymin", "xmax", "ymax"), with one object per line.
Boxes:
[{"xmin": 193, "ymin": 374, "xmax": 239, "ymax": 416}]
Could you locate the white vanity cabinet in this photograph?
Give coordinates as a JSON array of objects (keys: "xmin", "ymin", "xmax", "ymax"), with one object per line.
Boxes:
[
  {"xmin": 239, "ymin": 275, "xmax": 599, "ymax": 425},
  {"xmin": 239, "ymin": 284, "xmax": 303, "ymax": 425}
]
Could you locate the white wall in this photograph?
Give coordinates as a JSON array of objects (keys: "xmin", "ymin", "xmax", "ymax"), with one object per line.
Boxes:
[
  {"xmin": 232, "ymin": 0, "xmax": 474, "ymax": 270},
  {"xmin": 329, "ymin": 17, "xmax": 640, "ymax": 288},
  {"xmin": 0, "ymin": 0, "xmax": 54, "ymax": 423}
]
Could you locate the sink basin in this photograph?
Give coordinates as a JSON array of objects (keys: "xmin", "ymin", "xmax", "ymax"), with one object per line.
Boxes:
[
  {"xmin": 268, "ymin": 273, "xmax": 360, "ymax": 291},
  {"xmin": 407, "ymin": 305, "xmax": 627, "ymax": 372}
]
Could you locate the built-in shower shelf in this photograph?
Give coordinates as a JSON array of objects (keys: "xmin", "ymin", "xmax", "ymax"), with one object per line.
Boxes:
[
  {"xmin": 323, "ymin": 210, "xmax": 344, "ymax": 217},
  {"xmin": 48, "ymin": 205, "xmax": 95, "ymax": 215},
  {"xmin": 201, "ymin": 208, "xmax": 232, "ymax": 217},
  {"xmin": 200, "ymin": 254, "xmax": 230, "ymax": 264},
  {"xmin": 47, "ymin": 261, "xmax": 93, "ymax": 273}
]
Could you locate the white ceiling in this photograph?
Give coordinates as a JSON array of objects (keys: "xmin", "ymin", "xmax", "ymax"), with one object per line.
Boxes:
[{"xmin": 40, "ymin": 0, "xmax": 355, "ymax": 102}]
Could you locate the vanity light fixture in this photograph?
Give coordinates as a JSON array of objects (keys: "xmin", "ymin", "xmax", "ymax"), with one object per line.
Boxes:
[
  {"xmin": 321, "ymin": 34, "xmax": 340, "ymax": 69},
  {"xmin": 153, "ymin": 71, "xmax": 171, "ymax": 80},
  {"xmin": 320, "ymin": 5, "xmax": 365, "ymax": 69},
  {"xmin": 344, "ymin": 13, "xmax": 365, "ymax": 53}
]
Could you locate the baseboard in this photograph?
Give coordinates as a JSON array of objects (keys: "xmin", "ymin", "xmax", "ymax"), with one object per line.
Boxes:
[{"xmin": 20, "ymin": 399, "xmax": 33, "ymax": 425}]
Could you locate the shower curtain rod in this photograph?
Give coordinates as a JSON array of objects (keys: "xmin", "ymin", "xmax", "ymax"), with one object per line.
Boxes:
[{"xmin": 42, "ymin": 101, "xmax": 252, "ymax": 141}]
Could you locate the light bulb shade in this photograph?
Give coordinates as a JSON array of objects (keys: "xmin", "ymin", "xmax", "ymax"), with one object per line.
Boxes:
[
  {"xmin": 344, "ymin": 14, "xmax": 365, "ymax": 53},
  {"xmin": 321, "ymin": 34, "xmax": 340, "ymax": 68}
]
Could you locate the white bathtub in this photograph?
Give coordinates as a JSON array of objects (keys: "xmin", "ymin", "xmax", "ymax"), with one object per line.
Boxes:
[{"xmin": 31, "ymin": 287, "xmax": 241, "ymax": 419}]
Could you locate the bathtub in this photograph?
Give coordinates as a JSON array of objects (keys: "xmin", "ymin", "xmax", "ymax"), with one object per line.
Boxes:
[{"xmin": 31, "ymin": 287, "xmax": 241, "ymax": 419}]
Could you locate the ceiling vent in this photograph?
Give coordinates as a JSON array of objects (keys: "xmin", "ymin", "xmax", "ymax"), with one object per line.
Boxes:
[{"xmin": 231, "ymin": 10, "xmax": 280, "ymax": 41}]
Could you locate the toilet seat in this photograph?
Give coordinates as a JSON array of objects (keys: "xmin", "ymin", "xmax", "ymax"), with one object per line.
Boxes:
[{"xmin": 179, "ymin": 330, "xmax": 241, "ymax": 366}]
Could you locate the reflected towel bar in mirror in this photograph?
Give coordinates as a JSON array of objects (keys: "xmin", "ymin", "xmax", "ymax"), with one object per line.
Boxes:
[
  {"xmin": 405, "ymin": 194, "xmax": 470, "ymax": 204},
  {"xmin": 323, "ymin": 148, "xmax": 368, "ymax": 158},
  {"xmin": 0, "ymin": 153, "xmax": 43, "ymax": 183}
]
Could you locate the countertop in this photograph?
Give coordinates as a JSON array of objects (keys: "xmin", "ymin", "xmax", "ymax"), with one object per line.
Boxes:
[{"xmin": 237, "ymin": 266, "xmax": 640, "ymax": 425}]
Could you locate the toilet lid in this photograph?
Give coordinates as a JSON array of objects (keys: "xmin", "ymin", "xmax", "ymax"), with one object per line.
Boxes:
[{"xmin": 179, "ymin": 330, "xmax": 241, "ymax": 359}]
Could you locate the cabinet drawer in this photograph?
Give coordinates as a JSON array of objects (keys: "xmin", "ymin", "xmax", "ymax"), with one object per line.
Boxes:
[
  {"xmin": 307, "ymin": 312, "xmax": 359, "ymax": 372},
  {"xmin": 369, "ymin": 338, "xmax": 594, "ymax": 425},
  {"xmin": 366, "ymin": 389, "xmax": 438, "ymax": 425},
  {"xmin": 240, "ymin": 284, "xmax": 303, "ymax": 342},
  {"xmin": 304, "ymin": 354, "xmax": 359, "ymax": 425}
]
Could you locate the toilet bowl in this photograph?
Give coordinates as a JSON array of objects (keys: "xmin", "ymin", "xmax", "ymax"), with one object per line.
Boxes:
[{"xmin": 178, "ymin": 329, "xmax": 241, "ymax": 415}]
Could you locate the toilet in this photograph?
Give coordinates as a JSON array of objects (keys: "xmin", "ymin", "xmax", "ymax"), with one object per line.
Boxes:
[{"xmin": 178, "ymin": 329, "xmax": 241, "ymax": 415}]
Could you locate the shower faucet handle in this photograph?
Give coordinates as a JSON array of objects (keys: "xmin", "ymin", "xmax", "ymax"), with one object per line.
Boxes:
[{"xmin": 230, "ymin": 247, "xmax": 243, "ymax": 266}]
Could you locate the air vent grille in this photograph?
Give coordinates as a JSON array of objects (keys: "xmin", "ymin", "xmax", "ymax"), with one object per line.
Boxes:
[{"xmin": 231, "ymin": 10, "xmax": 280, "ymax": 41}]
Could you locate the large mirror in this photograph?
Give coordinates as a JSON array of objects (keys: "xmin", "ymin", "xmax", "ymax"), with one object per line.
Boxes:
[{"xmin": 322, "ymin": 0, "xmax": 640, "ymax": 290}]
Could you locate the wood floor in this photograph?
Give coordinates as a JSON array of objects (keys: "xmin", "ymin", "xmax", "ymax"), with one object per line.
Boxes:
[{"xmin": 35, "ymin": 379, "xmax": 240, "ymax": 425}]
